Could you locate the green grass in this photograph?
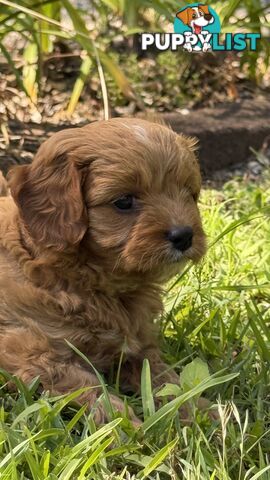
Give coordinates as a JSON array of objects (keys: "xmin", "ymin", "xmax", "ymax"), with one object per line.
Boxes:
[{"xmin": 1, "ymin": 172, "xmax": 270, "ymax": 479}]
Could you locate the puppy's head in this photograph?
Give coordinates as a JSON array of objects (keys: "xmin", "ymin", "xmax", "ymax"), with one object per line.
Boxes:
[{"xmin": 9, "ymin": 119, "xmax": 206, "ymax": 280}]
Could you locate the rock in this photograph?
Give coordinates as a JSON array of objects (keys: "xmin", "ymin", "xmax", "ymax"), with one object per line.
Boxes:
[{"xmin": 161, "ymin": 97, "xmax": 270, "ymax": 176}]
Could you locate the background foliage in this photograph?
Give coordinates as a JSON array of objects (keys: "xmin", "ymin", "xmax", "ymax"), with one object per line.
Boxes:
[{"xmin": 0, "ymin": 0, "xmax": 269, "ymax": 115}]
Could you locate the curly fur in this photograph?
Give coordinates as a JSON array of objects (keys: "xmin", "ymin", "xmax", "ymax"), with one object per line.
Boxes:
[{"xmin": 0, "ymin": 118, "xmax": 206, "ymax": 424}]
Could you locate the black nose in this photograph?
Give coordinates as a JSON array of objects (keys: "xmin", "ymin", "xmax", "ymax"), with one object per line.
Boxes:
[
  {"xmin": 205, "ymin": 13, "xmax": 213, "ymax": 20},
  {"xmin": 166, "ymin": 226, "xmax": 193, "ymax": 252}
]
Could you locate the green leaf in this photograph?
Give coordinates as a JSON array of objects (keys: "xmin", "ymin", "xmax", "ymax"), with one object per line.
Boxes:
[
  {"xmin": 22, "ymin": 42, "xmax": 38, "ymax": 103},
  {"xmin": 99, "ymin": 0, "xmax": 120, "ymax": 11},
  {"xmin": 67, "ymin": 55, "xmax": 93, "ymax": 116},
  {"xmin": 180, "ymin": 358, "xmax": 210, "ymax": 392},
  {"xmin": 58, "ymin": 458, "xmax": 81, "ymax": 480},
  {"xmin": 11, "ymin": 402, "xmax": 45, "ymax": 427},
  {"xmin": 60, "ymin": 0, "xmax": 137, "ymax": 102},
  {"xmin": 141, "ymin": 359, "xmax": 155, "ymax": 419},
  {"xmin": 0, "ymin": 41, "xmax": 28, "ymax": 97},
  {"xmin": 249, "ymin": 465, "xmax": 270, "ymax": 480},
  {"xmin": 0, "ymin": 430, "xmax": 63, "ymax": 469},
  {"xmin": 98, "ymin": 50, "xmax": 136, "ymax": 100},
  {"xmin": 246, "ymin": 302, "xmax": 270, "ymax": 362},
  {"xmin": 141, "ymin": 437, "xmax": 178, "ymax": 478},
  {"xmin": 78, "ymin": 437, "xmax": 113, "ymax": 479},
  {"xmin": 50, "ymin": 387, "xmax": 96, "ymax": 416},
  {"xmin": 156, "ymin": 384, "xmax": 181, "ymax": 398},
  {"xmin": 142, "ymin": 372, "xmax": 238, "ymax": 433},
  {"xmin": 65, "ymin": 404, "xmax": 88, "ymax": 432}
]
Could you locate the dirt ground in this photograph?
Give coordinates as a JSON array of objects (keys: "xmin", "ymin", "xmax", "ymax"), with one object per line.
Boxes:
[{"xmin": 0, "ymin": 49, "xmax": 269, "ymax": 184}]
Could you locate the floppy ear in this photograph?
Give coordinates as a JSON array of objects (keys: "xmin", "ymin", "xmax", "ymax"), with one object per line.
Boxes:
[
  {"xmin": 9, "ymin": 142, "xmax": 88, "ymax": 250},
  {"xmin": 176, "ymin": 8, "xmax": 190, "ymax": 25}
]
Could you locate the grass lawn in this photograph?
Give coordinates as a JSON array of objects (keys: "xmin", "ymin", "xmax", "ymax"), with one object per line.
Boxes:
[{"xmin": 0, "ymin": 171, "xmax": 270, "ymax": 480}]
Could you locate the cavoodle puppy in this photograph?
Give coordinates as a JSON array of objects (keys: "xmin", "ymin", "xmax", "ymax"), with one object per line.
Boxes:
[{"xmin": 0, "ymin": 118, "xmax": 206, "ymax": 424}]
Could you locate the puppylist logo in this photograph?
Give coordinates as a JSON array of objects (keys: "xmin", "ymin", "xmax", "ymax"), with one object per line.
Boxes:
[{"xmin": 141, "ymin": 3, "xmax": 261, "ymax": 53}]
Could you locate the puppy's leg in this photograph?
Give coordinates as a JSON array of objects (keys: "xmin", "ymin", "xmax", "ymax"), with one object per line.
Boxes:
[{"xmin": 0, "ymin": 330, "xmax": 140, "ymax": 426}]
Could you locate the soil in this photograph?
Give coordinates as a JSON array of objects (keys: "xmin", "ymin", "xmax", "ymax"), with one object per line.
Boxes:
[
  {"xmin": 161, "ymin": 96, "xmax": 270, "ymax": 175},
  {"xmin": 1, "ymin": 96, "xmax": 269, "ymax": 186},
  {"xmin": 0, "ymin": 46, "xmax": 269, "ymax": 184}
]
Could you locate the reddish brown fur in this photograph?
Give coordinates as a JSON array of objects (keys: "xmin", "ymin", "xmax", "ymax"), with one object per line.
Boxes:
[{"xmin": 0, "ymin": 118, "xmax": 206, "ymax": 424}]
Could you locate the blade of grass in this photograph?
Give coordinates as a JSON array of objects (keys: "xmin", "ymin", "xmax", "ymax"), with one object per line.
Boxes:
[
  {"xmin": 78, "ymin": 437, "xmax": 113, "ymax": 479},
  {"xmin": 246, "ymin": 302, "xmax": 270, "ymax": 362},
  {"xmin": 140, "ymin": 437, "xmax": 178, "ymax": 479},
  {"xmin": 65, "ymin": 341, "xmax": 114, "ymax": 419},
  {"xmin": 61, "ymin": 0, "xmax": 137, "ymax": 105},
  {"xmin": 65, "ymin": 404, "xmax": 88, "ymax": 433},
  {"xmin": 67, "ymin": 54, "xmax": 93, "ymax": 116},
  {"xmin": 0, "ymin": 41, "xmax": 29, "ymax": 96},
  {"xmin": 0, "ymin": 430, "xmax": 64, "ymax": 470},
  {"xmin": 22, "ymin": 42, "xmax": 38, "ymax": 103},
  {"xmin": 141, "ymin": 359, "xmax": 155, "ymax": 420},
  {"xmin": 249, "ymin": 465, "xmax": 270, "ymax": 480},
  {"xmin": 168, "ymin": 210, "xmax": 269, "ymax": 292}
]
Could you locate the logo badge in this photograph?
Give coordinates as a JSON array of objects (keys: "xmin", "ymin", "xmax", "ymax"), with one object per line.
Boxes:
[
  {"xmin": 140, "ymin": 3, "xmax": 261, "ymax": 53},
  {"xmin": 174, "ymin": 3, "xmax": 220, "ymax": 52}
]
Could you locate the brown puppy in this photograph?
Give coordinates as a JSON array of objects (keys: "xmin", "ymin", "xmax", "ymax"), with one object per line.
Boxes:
[{"xmin": 0, "ymin": 118, "xmax": 206, "ymax": 424}]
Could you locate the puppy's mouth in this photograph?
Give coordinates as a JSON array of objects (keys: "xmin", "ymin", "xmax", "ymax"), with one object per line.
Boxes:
[
  {"xmin": 121, "ymin": 245, "xmax": 204, "ymax": 275},
  {"xmin": 120, "ymin": 228, "xmax": 206, "ymax": 274},
  {"xmin": 168, "ymin": 245, "xmax": 204, "ymax": 264}
]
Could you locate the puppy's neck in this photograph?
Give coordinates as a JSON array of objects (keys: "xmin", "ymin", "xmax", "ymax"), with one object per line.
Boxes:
[{"xmin": 16, "ymin": 222, "xmax": 162, "ymax": 297}]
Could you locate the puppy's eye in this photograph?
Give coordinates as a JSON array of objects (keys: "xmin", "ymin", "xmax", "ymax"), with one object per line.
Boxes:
[
  {"xmin": 113, "ymin": 195, "xmax": 135, "ymax": 211},
  {"xmin": 192, "ymin": 13, "xmax": 196, "ymax": 18},
  {"xmin": 199, "ymin": 11, "xmax": 204, "ymax": 16}
]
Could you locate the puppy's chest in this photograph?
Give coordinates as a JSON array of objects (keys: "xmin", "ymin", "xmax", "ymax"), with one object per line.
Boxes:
[{"xmin": 62, "ymin": 290, "xmax": 161, "ymax": 368}]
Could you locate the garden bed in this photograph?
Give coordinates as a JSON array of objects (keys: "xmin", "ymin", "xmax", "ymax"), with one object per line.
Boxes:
[{"xmin": 1, "ymin": 97, "xmax": 269, "ymax": 181}]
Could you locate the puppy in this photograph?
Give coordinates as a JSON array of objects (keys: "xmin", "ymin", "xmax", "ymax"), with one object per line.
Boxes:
[{"xmin": 0, "ymin": 118, "xmax": 206, "ymax": 424}]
